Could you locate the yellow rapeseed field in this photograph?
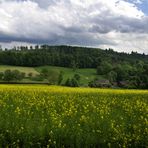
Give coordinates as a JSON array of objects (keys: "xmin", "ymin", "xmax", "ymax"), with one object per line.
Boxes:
[{"xmin": 0, "ymin": 85, "xmax": 147, "ymax": 147}]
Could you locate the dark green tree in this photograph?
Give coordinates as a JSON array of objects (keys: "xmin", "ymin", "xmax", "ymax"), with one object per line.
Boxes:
[
  {"xmin": 71, "ymin": 60, "xmax": 78, "ymax": 71},
  {"xmin": 0, "ymin": 72, "xmax": 3, "ymax": 80},
  {"xmin": 71, "ymin": 78, "xmax": 79, "ymax": 87},
  {"xmin": 58, "ymin": 71, "xmax": 64, "ymax": 85},
  {"xmin": 65, "ymin": 78, "xmax": 79, "ymax": 87},
  {"xmin": 74, "ymin": 74, "xmax": 81, "ymax": 81},
  {"xmin": 40, "ymin": 68, "xmax": 49, "ymax": 78},
  {"xmin": 3, "ymin": 69, "xmax": 13, "ymax": 82},
  {"xmin": 108, "ymin": 71, "xmax": 117, "ymax": 83},
  {"xmin": 97, "ymin": 62, "xmax": 112, "ymax": 75},
  {"xmin": 114, "ymin": 65, "xmax": 128, "ymax": 85},
  {"xmin": 12, "ymin": 70, "xmax": 22, "ymax": 81},
  {"xmin": 65, "ymin": 78, "xmax": 72, "ymax": 86}
]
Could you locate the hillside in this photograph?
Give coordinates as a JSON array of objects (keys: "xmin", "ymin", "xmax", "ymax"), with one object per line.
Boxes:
[
  {"xmin": 0, "ymin": 65, "xmax": 103, "ymax": 86},
  {"xmin": 0, "ymin": 45, "xmax": 148, "ymax": 88}
]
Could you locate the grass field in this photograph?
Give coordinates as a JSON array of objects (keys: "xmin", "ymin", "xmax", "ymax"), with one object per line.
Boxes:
[
  {"xmin": 0, "ymin": 85, "xmax": 147, "ymax": 147},
  {"xmin": 0, "ymin": 65, "xmax": 39, "ymax": 76},
  {"xmin": 0, "ymin": 65, "xmax": 103, "ymax": 85},
  {"xmin": 36, "ymin": 66, "xmax": 103, "ymax": 85}
]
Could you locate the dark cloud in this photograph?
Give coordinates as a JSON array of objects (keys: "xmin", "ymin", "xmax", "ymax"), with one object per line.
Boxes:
[{"xmin": 88, "ymin": 9, "xmax": 148, "ymax": 34}]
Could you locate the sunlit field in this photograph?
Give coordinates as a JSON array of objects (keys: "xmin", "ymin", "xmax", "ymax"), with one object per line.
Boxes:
[{"xmin": 0, "ymin": 85, "xmax": 147, "ymax": 147}]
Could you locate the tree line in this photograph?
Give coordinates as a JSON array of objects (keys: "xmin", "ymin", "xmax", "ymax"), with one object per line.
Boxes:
[{"xmin": 0, "ymin": 45, "xmax": 147, "ymax": 68}]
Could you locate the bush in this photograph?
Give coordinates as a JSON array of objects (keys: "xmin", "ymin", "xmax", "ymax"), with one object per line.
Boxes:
[
  {"xmin": 28, "ymin": 72, "xmax": 33, "ymax": 78},
  {"xmin": 3, "ymin": 69, "xmax": 13, "ymax": 82},
  {"xmin": 58, "ymin": 71, "xmax": 64, "ymax": 85},
  {"xmin": 65, "ymin": 78, "xmax": 79, "ymax": 87},
  {"xmin": 2, "ymin": 69, "xmax": 25, "ymax": 82},
  {"xmin": 0, "ymin": 72, "xmax": 3, "ymax": 80},
  {"xmin": 74, "ymin": 74, "xmax": 81, "ymax": 81}
]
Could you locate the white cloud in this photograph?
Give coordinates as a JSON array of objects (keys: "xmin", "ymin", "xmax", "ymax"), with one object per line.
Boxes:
[
  {"xmin": 0, "ymin": 0, "xmax": 148, "ymax": 53},
  {"xmin": 98, "ymin": 32, "xmax": 148, "ymax": 53}
]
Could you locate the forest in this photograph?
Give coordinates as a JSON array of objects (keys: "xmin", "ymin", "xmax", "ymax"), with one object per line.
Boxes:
[{"xmin": 0, "ymin": 45, "xmax": 148, "ymax": 89}]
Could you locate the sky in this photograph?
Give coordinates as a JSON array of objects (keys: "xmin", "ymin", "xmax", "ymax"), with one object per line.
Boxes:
[{"xmin": 0, "ymin": 0, "xmax": 148, "ymax": 54}]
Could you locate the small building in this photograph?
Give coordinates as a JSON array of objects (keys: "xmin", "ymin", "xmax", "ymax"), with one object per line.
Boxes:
[{"xmin": 95, "ymin": 79, "xmax": 111, "ymax": 88}]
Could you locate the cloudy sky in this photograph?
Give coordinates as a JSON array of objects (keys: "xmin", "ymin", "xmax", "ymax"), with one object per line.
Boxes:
[{"xmin": 0, "ymin": 0, "xmax": 148, "ymax": 53}]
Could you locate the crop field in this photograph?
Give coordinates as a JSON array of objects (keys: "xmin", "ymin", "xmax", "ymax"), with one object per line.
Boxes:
[{"xmin": 0, "ymin": 85, "xmax": 147, "ymax": 147}]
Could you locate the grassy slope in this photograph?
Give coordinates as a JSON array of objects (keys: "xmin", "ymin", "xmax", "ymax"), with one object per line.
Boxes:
[
  {"xmin": 0, "ymin": 65, "xmax": 39, "ymax": 76},
  {"xmin": 36, "ymin": 66, "xmax": 104, "ymax": 86},
  {"xmin": 0, "ymin": 65, "xmax": 104, "ymax": 85}
]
